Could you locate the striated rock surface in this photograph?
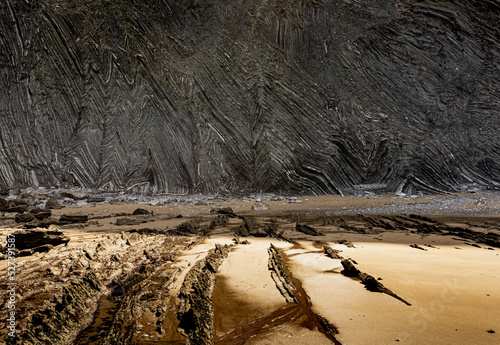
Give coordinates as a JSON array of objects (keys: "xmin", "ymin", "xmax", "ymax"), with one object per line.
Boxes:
[
  {"xmin": 268, "ymin": 244, "xmax": 298, "ymax": 304},
  {"xmin": 0, "ymin": 0, "xmax": 499, "ymax": 195},
  {"xmin": 177, "ymin": 243, "xmax": 230, "ymax": 345},
  {"xmin": 13, "ymin": 272, "xmax": 102, "ymax": 345}
]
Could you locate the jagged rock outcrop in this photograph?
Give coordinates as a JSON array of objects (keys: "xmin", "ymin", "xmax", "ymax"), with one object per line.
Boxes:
[
  {"xmin": 177, "ymin": 244, "xmax": 230, "ymax": 345},
  {"xmin": 11, "ymin": 272, "xmax": 101, "ymax": 345},
  {"xmin": 0, "ymin": 0, "xmax": 499, "ymax": 194}
]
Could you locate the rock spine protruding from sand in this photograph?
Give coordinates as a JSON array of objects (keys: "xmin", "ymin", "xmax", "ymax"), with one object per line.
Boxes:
[
  {"xmin": 177, "ymin": 244, "xmax": 230, "ymax": 345},
  {"xmin": 340, "ymin": 259, "xmax": 411, "ymax": 306},
  {"xmin": 268, "ymin": 244, "xmax": 298, "ymax": 304}
]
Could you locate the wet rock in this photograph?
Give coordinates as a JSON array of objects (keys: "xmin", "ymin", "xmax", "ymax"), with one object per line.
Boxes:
[
  {"xmin": 61, "ymin": 191, "xmax": 88, "ymax": 200},
  {"xmin": 324, "ymin": 245, "xmax": 343, "ymax": 260},
  {"xmin": 174, "ymin": 218, "xmax": 202, "ymax": 235},
  {"xmin": 209, "ymin": 214, "xmax": 228, "ymax": 229},
  {"xmin": 13, "ymin": 229, "xmax": 70, "ymax": 251},
  {"xmin": 30, "ymin": 208, "xmax": 52, "ymax": 220},
  {"xmin": 41, "ymin": 217, "xmax": 60, "ymax": 227},
  {"xmin": 234, "ymin": 217, "xmax": 255, "ymax": 237},
  {"xmin": 296, "ymin": 223, "xmax": 323, "ymax": 236},
  {"xmin": 59, "ymin": 214, "xmax": 88, "ymax": 223},
  {"xmin": 261, "ymin": 222, "xmax": 289, "ymax": 242},
  {"xmin": 115, "ymin": 217, "xmax": 145, "ymax": 226},
  {"xmin": 46, "ymin": 198, "xmax": 64, "ymax": 209},
  {"xmin": 210, "ymin": 207, "xmax": 238, "ymax": 217},
  {"xmin": 15, "ymin": 213, "xmax": 35, "ymax": 223},
  {"xmin": 410, "ymin": 244, "xmax": 427, "ymax": 251},
  {"xmin": 337, "ymin": 239, "xmax": 355, "ymax": 248},
  {"xmin": 341, "ymin": 259, "xmax": 411, "ymax": 306},
  {"xmin": 14, "ymin": 198, "xmax": 30, "ymax": 206},
  {"xmin": 132, "ymin": 208, "xmax": 153, "ymax": 215},
  {"xmin": 340, "ymin": 259, "xmax": 361, "ymax": 277},
  {"xmin": 252, "ymin": 202, "xmax": 270, "ymax": 210}
]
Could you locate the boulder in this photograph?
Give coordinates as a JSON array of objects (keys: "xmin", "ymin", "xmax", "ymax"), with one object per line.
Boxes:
[
  {"xmin": 116, "ymin": 217, "xmax": 145, "ymax": 226},
  {"xmin": 59, "ymin": 214, "xmax": 88, "ymax": 223},
  {"xmin": 30, "ymin": 208, "xmax": 52, "ymax": 220},
  {"xmin": 13, "ymin": 229, "xmax": 70, "ymax": 251},
  {"xmin": 46, "ymin": 198, "xmax": 64, "ymax": 209},
  {"xmin": 210, "ymin": 207, "xmax": 238, "ymax": 217},
  {"xmin": 15, "ymin": 213, "xmax": 35, "ymax": 223},
  {"xmin": 175, "ymin": 218, "xmax": 201, "ymax": 234},
  {"xmin": 132, "ymin": 208, "xmax": 152, "ymax": 215}
]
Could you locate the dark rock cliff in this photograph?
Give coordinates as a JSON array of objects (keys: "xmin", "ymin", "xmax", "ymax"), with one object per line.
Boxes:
[{"xmin": 1, "ymin": 0, "xmax": 499, "ymax": 194}]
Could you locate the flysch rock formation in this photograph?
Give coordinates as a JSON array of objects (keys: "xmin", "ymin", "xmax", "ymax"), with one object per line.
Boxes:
[{"xmin": 0, "ymin": 0, "xmax": 499, "ymax": 195}]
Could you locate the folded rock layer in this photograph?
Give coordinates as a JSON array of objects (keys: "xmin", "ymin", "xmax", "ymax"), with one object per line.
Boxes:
[{"xmin": 1, "ymin": 0, "xmax": 499, "ymax": 194}]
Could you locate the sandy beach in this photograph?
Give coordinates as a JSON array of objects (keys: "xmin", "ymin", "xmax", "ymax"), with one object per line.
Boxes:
[{"xmin": 0, "ymin": 193, "xmax": 499, "ymax": 344}]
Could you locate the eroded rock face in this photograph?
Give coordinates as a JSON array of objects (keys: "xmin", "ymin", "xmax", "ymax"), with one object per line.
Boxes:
[
  {"xmin": 14, "ymin": 272, "xmax": 102, "ymax": 345},
  {"xmin": 0, "ymin": 1, "xmax": 498, "ymax": 194}
]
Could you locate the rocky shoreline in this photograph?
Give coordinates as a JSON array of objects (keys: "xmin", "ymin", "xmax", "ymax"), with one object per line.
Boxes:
[{"xmin": 0, "ymin": 192, "xmax": 499, "ymax": 344}]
